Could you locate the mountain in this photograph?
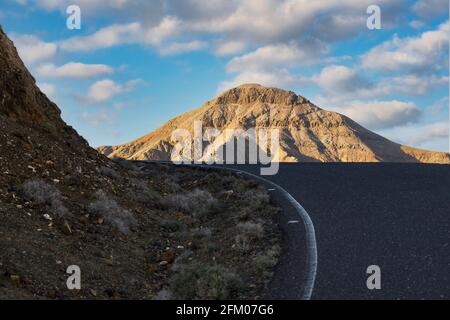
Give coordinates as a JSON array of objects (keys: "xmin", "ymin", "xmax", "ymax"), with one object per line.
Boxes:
[{"xmin": 98, "ymin": 83, "xmax": 449, "ymax": 164}]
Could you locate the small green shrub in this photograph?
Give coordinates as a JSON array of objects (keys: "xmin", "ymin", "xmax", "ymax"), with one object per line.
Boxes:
[
  {"xmin": 254, "ymin": 246, "xmax": 280, "ymax": 273},
  {"xmin": 169, "ymin": 262, "xmax": 242, "ymax": 299}
]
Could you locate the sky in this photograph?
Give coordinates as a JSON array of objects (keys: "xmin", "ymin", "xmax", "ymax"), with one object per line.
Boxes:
[{"xmin": 0, "ymin": 0, "xmax": 449, "ymax": 152}]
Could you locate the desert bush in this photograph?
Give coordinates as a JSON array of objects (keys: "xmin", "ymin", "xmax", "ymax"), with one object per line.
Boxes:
[
  {"xmin": 21, "ymin": 179, "xmax": 69, "ymax": 216},
  {"xmin": 130, "ymin": 178, "xmax": 148, "ymax": 191},
  {"xmin": 241, "ymin": 188, "xmax": 270, "ymax": 209},
  {"xmin": 254, "ymin": 245, "xmax": 280, "ymax": 273},
  {"xmin": 234, "ymin": 221, "xmax": 265, "ymax": 252},
  {"xmin": 153, "ymin": 289, "xmax": 173, "ymax": 300},
  {"xmin": 163, "ymin": 178, "xmax": 182, "ymax": 193},
  {"xmin": 88, "ymin": 190, "xmax": 136, "ymax": 234},
  {"xmin": 169, "ymin": 262, "xmax": 242, "ymax": 299},
  {"xmin": 162, "ymin": 189, "xmax": 218, "ymax": 219},
  {"xmin": 191, "ymin": 227, "xmax": 212, "ymax": 239},
  {"xmin": 159, "ymin": 219, "xmax": 185, "ymax": 233},
  {"xmin": 98, "ymin": 166, "xmax": 120, "ymax": 179},
  {"xmin": 237, "ymin": 221, "xmax": 264, "ymax": 239},
  {"xmin": 128, "ymin": 178, "xmax": 160, "ymax": 204}
]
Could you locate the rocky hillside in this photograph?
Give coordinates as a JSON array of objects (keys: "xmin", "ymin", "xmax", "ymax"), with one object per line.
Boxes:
[
  {"xmin": 99, "ymin": 84, "xmax": 450, "ymax": 164},
  {"xmin": 0, "ymin": 26, "xmax": 280, "ymax": 299}
]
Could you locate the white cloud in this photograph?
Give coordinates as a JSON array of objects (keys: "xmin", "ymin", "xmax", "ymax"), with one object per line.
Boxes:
[
  {"xmin": 158, "ymin": 40, "xmax": 207, "ymax": 55},
  {"xmin": 333, "ymin": 100, "xmax": 422, "ymax": 130},
  {"xmin": 361, "ymin": 21, "xmax": 449, "ymax": 72},
  {"xmin": 408, "ymin": 122, "xmax": 449, "ymax": 146},
  {"xmin": 413, "ymin": 0, "xmax": 448, "ymax": 19},
  {"xmin": 409, "ymin": 20, "xmax": 425, "ymax": 29},
  {"xmin": 219, "ymin": 40, "xmax": 324, "ymax": 92},
  {"xmin": 313, "ymin": 65, "xmax": 448, "ymax": 100},
  {"xmin": 37, "ymin": 62, "xmax": 114, "ymax": 79},
  {"xmin": 387, "ymin": 75, "xmax": 448, "ymax": 95},
  {"xmin": 312, "ymin": 65, "xmax": 369, "ymax": 94},
  {"xmin": 81, "ymin": 109, "xmax": 117, "ymax": 126},
  {"xmin": 59, "ymin": 22, "xmax": 142, "ymax": 52},
  {"xmin": 227, "ymin": 41, "xmax": 326, "ymax": 73},
  {"xmin": 219, "ymin": 69, "xmax": 308, "ymax": 92},
  {"xmin": 214, "ymin": 40, "xmax": 247, "ymax": 56},
  {"xmin": 380, "ymin": 121, "xmax": 449, "ymax": 151},
  {"xmin": 11, "ymin": 34, "xmax": 57, "ymax": 65},
  {"xmin": 37, "ymin": 82, "xmax": 55, "ymax": 98},
  {"xmin": 41, "ymin": 0, "xmax": 408, "ymax": 56},
  {"xmin": 87, "ymin": 79, "xmax": 141, "ymax": 103},
  {"xmin": 58, "ymin": 16, "xmax": 188, "ymax": 54},
  {"xmin": 144, "ymin": 16, "xmax": 181, "ymax": 45},
  {"xmin": 185, "ymin": 0, "xmax": 402, "ymax": 44}
]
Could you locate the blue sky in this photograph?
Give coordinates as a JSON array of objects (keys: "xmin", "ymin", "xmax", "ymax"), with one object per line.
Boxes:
[{"xmin": 1, "ymin": 0, "xmax": 449, "ymax": 152}]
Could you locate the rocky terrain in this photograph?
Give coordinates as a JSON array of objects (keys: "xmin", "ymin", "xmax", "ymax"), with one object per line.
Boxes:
[
  {"xmin": 0, "ymin": 26, "xmax": 280, "ymax": 299},
  {"xmin": 98, "ymin": 84, "xmax": 450, "ymax": 164}
]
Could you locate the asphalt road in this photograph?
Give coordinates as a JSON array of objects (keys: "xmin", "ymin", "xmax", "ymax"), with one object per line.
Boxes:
[{"xmin": 222, "ymin": 163, "xmax": 450, "ymax": 300}]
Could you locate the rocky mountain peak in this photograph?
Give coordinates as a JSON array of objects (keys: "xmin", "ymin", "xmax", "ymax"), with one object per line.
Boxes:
[
  {"xmin": 0, "ymin": 25, "xmax": 66, "ymax": 135},
  {"xmin": 214, "ymin": 83, "xmax": 306, "ymax": 106}
]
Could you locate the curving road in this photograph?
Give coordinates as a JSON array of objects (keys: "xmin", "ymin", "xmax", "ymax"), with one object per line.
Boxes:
[{"xmin": 221, "ymin": 163, "xmax": 450, "ymax": 300}]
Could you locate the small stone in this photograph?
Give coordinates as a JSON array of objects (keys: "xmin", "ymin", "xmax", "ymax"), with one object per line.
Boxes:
[
  {"xmin": 159, "ymin": 261, "xmax": 169, "ymax": 266},
  {"xmin": 62, "ymin": 221, "xmax": 72, "ymax": 235},
  {"xmin": 43, "ymin": 214, "xmax": 52, "ymax": 221},
  {"xmin": 161, "ymin": 250, "xmax": 175, "ymax": 264},
  {"xmin": 10, "ymin": 275, "xmax": 20, "ymax": 287}
]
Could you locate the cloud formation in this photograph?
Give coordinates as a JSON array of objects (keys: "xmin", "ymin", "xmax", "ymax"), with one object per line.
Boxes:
[
  {"xmin": 11, "ymin": 34, "xmax": 57, "ymax": 65},
  {"xmin": 335, "ymin": 100, "xmax": 422, "ymax": 130},
  {"xmin": 87, "ymin": 79, "xmax": 141, "ymax": 103},
  {"xmin": 361, "ymin": 21, "xmax": 449, "ymax": 73},
  {"xmin": 37, "ymin": 62, "xmax": 114, "ymax": 79}
]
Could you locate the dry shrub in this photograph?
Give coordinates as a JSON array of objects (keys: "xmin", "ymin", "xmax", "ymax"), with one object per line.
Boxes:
[
  {"xmin": 21, "ymin": 179, "xmax": 69, "ymax": 216},
  {"xmin": 88, "ymin": 190, "xmax": 136, "ymax": 234},
  {"xmin": 162, "ymin": 189, "xmax": 218, "ymax": 219},
  {"xmin": 169, "ymin": 262, "xmax": 242, "ymax": 299}
]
